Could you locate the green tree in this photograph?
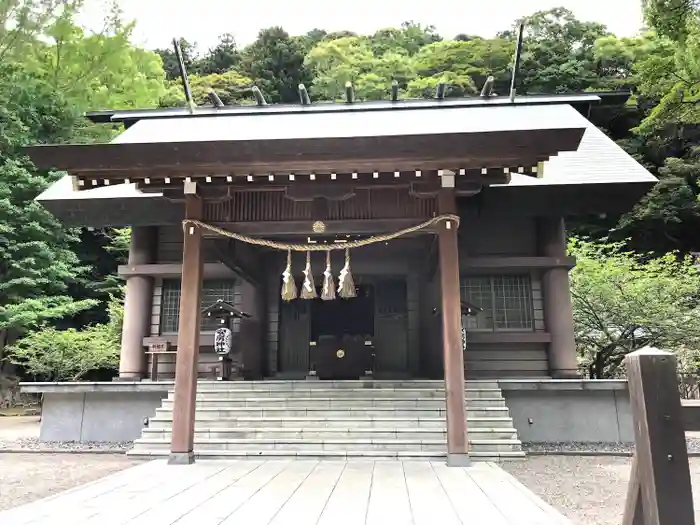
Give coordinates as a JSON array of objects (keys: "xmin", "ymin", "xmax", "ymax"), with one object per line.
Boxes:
[
  {"xmin": 569, "ymin": 237, "xmax": 700, "ymax": 378},
  {"xmin": 305, "ymin": 36, "xmax": 413, "ymax": 100},
  {"xmin": 643, "ymin": 0, "xmax": 699, "ymax": 42},
  {"xmin": 500, "ymin": 8, "xmax": 610, "ymax": 93},
  {"xmin": 0, "ymin": 64, "xmax": 97, "ymax": 372},
  {"xmin": 26, "ymin": 15, "xmax": 166, "ymax": 112},
  {"xmin": 9, "ymin": 295, "xmax": 123, "ymax": 381},
  {"xmin": 160, "ymin": 70, "xmax": 254, "ymax": 107},
  {"xmin": 198, "ymin": 33, "xmax": 240, "ymax": 75},
  {"xmin": 0, "ymin": 0, "xmax": 81, "ymax": 62},
  {"xmin": 409, "ymin": 38, "xmax": 512, "ymax": 97},
  {"xmin": 154, "ymin": 37, "xmax": 198, "ymax": 80},
  {"xmin": 241, "ymin": 27, "xmax": 311, "ymax": 103},
  {"xmin": 370, "ymin": 21, "xmax": 442, "ymax": 56}
]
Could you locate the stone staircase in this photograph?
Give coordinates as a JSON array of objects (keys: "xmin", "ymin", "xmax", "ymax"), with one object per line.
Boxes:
[{"xmin": 129, "ymin": 380, "xmax": 524, "ymax": 461}]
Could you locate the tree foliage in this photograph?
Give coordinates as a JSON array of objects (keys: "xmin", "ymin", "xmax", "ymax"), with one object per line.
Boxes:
[
  {"xmin": 240, "ymin": 27, "xmax": 311, "ymax": 103},
  {"xmin": 8, "ymin": 295, "xmax": 122, "ymax": 381},
  {"xmin": 569, "ymin": 238, "xmax": 700, "ymax": 378},
  {"xmin": 0, "ymin": 64, "xmax": 96, "ymax": 360},
  {"xmin": 7, "ymin": 4, "xmax": 700, "ymax": 381}
]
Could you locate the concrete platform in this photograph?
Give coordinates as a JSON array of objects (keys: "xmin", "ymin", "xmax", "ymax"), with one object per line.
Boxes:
[{"xmin": 0, "ymin": 459, "xmax": 570, "ymax": 524}]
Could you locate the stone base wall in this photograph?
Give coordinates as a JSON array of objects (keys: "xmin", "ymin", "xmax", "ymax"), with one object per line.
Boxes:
[
  {"xmin": 500, "ymin": 380, "xmax": 634, "ymax": 443},
  {"xmin": 37, "ymin": 388, "xmax": 168, "ymax": 442},
  {"xmin": 24, "ymin": 379, "xmax": 635, "ymax": 445}
]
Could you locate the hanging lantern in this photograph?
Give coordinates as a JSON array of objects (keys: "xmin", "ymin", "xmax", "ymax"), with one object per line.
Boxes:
[
  {"xmin": 281, "ymin": 250, "xmax": 297, "ymax": 301},
  {"xmin": 338, "ymin": 248, "xmax": 357, "ymax": 299},
  {"xmin": 321, "ymin": 251, "xmax": 336, "ymax": 301},
  {"xmin": 300, "ymin": 251, "xmax": 317, "ymax": 299},
  {"xmin": 214, "ymin": 327, "xmax": 233, "ymax": 355}
]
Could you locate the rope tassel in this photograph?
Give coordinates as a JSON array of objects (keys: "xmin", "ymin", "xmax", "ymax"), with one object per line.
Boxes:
[
  {"xmin": 321, "ymin": 251, "xmax": 336, "ymax": 301},
  {"xmin": 338, "ymin": 248, "xmax": 356, "ymax": 299},
  {"xmin": 300, "ymin": 251, "xmax": 317, "ymax": 299},
  {"xmin": 281, "ymin": 250, "xmax": 297, "ymax": 301}
]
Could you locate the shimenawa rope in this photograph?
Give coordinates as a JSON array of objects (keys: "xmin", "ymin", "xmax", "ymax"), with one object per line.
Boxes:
[{"xmin": 182, "ymin": 213, "xmax": 460, "ymax": 252}]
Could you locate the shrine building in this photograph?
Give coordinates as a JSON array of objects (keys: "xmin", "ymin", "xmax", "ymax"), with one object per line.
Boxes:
[{"xmin": 24, "ymin": 89, "xmax": 656, "ymax": 465}]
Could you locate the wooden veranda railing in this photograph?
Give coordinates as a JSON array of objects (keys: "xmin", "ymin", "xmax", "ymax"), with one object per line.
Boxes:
[{"xmin": 622, "ymin": 349, "xmax": 696, "ymax": 524}]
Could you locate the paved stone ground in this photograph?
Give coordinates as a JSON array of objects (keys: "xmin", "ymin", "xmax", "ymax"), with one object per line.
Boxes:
[
  {"xmin": 0, "ymin": 459, "xmax": 569, "ymax": 524},
  {"xmin": 0, "ymin": 453, "xmax": 142, "ymax": 511},
  {"xmin": 503, "ymin": 456, "xmax": 700, "ymax": 525},
  {"xmin": 0, "ymin": 416, "xmax": 39, "ymax": 441}
]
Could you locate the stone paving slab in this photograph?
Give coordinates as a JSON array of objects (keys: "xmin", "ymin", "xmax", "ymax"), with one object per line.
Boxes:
[{"xmin": 0, "ymin": 459, "xmax": 570, "ymax": 524}]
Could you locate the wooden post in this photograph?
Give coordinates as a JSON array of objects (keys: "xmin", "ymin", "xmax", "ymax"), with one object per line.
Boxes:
[
  {"xmin": 537, "ymin": 217, "xmax": 578, "ymax": 378},
  {"xmin": 438, "ymin": 186, "xmax": 469, "ymax": 467},
  {"xmin": 623, "ymin": 349, "xmax": 694, "ymax": 524},
  {"xmin": 118, "ymin": 226, "xmax": 156, "ymax": 379},
  {"xmin": 169, "ymin": 191, "xmax": 203, "ymax": 465}
]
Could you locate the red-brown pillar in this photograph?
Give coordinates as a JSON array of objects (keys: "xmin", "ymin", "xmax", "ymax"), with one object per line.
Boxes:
[
  {"xmin": 438, "ymin": 187, "xmax": 470, "ymax": 467},
  {"xmin": 169, "ymin": 193, "xmax": 203, "ymax": 465},
  {"xmin": 119, "ymin": 226, "xmax": 156, "ymax": 379},
  {"xmin": 538, "ymin": 217, "xmax": 579, "ymax": 378}
]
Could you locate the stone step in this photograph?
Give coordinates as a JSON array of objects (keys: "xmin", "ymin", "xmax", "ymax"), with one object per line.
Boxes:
[
  {"xmin": 140, "ymin": 427, "xmax": 518, "ymax": 441},
  {"xmin": 180, "ymin": 380, "xmax": 501, "ymax": 390},
  {"xmin": 126, "ymin": 448, "xmax": 526, "ymax": 461},
  {"xmin": 160, "ymin": 398, "xmax": 506, "ymax": 409},
  {"xmin": 180, "ymin": 389, "xmax": 503, "ymax": 399},
  {"xmin": 154, "ymin": 406, "xmax": 511, "ymax": 419},
  {"xmin": 146, "ymin": 416, "xmax": 514, "ymax": 430},
  {"xmin": 131, "ymin": 438, "xmax": 522, "ymax": 454}
]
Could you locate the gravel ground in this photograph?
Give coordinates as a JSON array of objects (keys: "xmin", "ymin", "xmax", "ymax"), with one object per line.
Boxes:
[
  {"xmin": 503, "ymin": 456, "xmax": 700, "ymax": 525},
  {"xmin": 523, "ymin": 437, "xmax": 700, "ymax": 455},
  {"xmin": 0, "ymin": 437, "xmax": 133, "ymax": 452},
  {"xmin": 0, "ymin": 453, "xmax": 143, "ymax": 511}
]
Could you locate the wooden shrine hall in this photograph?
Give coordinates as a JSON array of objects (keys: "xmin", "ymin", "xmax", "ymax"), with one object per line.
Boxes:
[{"xmin": 27, "ymin": 87, "xmax": 656, "ymax": 465}]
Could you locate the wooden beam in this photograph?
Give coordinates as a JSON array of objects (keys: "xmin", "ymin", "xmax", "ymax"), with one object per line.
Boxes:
[
  {"xmin": 438, "ymin": 188, "xmax": 469, "ymax": 466},
  {"xmin": 459, "ymin": 256, "xmax": 576, "ymax": 271},
  {"xmin": 117, "ymin": 262, "xmax": 236, "ymax": 279},
  {"xmin": 206, "ymin": 219, "xmax": 439, "ymax": 237},
  {"xmin": 144, "ymin": 334, "xmax": 215, "ymax": 347},
  {"xmin": 466, "ymin": 332, "xmax": 551, "ymax": 344},
  {"xmin": 211, "ymin": 239, "xmax": 261, "ymax": 287},
  {"xmin": 622, "ymin": 349, "xmax": 694, "ymax": 525},
  {"xmin": 169, "ymin": 194, "xmax": 203, "ymax": 465},
  {"xmin": 125, "ymin": 171, "xmax": 499, "ymax": 194}
]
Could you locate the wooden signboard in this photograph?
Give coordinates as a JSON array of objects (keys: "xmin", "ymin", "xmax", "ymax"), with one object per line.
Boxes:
[{"xmin": 148, "ymin": 339, "xmax": 171, "ymax": 353}]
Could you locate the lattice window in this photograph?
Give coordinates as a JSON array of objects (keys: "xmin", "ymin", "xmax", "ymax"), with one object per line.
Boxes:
[
  {"xmin": 461, "ymin": 275, "xmax": 533, "ymax": 331},
  {"xmin": 160, "ymin": 279, "xmax": 237, "ymax": 334}
]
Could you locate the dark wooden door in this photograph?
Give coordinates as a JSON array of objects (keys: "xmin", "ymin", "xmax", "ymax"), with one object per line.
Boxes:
[
  {"xmin": 279, "ymin": 300, "xmax": 310, "ymax": 375},
  {"xmin": 374, "ymin": 279, "xmax": 409, "ymax": 376}
]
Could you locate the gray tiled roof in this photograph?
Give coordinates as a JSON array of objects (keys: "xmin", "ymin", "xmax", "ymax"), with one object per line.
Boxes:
[
  {"xmin": 494, "ymin": 125, "xmax": 657, "ymax": 187},
  {"xmin": 37, "ymin": 101, "xmax": 655, "ymax": 206},
  {"xmin": 111, "ymin": 103, "xmax": 591, "ymax": 144}
]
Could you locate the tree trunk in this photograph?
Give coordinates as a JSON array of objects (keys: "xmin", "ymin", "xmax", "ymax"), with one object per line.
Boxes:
[
  {"xmin": 0, "ymin": 329, "xmax": 18, "ymax": 378},
  {"xmin": 0, "ymin": 329, "xmax": 7, "ymax": 374},
  {"xmin": 594, "ymin": 350, "xmax": 606, "ymax": 379}
]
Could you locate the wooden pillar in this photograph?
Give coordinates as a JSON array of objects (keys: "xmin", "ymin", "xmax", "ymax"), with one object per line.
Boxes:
[
  {"xmin": 438, "ymin": 187, "xmax": 470, "ymax": 467},
  {"xmin": 623, "ymin": 349, "xmax": 694, "ymax": 525},
  {"xmin": 537, "ymin": 217, "xmax": 579, "ymax": 378},
  {"xmin": 119, "ymin": 226, "xmax": 156, "ymax": 380},
  {"xmin": 169, "ymin": 191, "xmax": 203, "ymax": 465}
]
